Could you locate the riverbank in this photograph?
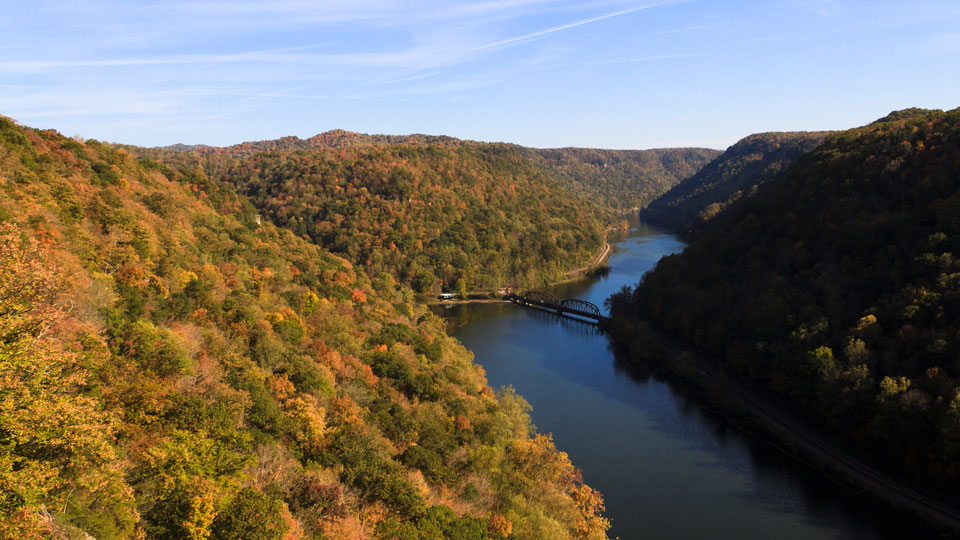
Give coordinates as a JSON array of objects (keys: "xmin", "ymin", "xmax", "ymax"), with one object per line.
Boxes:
[
  {"xmin": 441, "ymin": 222, "xmax": 927, "ymax": 539},
  {"xmin": 428, "ymin": 297, "xmax": 508, "ymax": 306},
  {"xmin": 563, "ymin": 224, "xmax": 624, "ymax": 280},
  {"xmin": 427, "ymin": 230, "xmax": 616, "ymax": 306},
  {"xmin": 565, "ymin": 240, "xmax": 612, "ymax": 280},
  {"xmin": 608, "ymin": 317, "xmax": 960, "ymax": 538}
]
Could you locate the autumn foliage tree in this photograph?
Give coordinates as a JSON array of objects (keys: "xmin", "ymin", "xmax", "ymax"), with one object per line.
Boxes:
[
  {"xmin": 130, "ymin": 134, "xmax": 717, "ymax": 293},
  {"xmin": 0, "ymin": 116, "xmax": 612, "ymax": 539},
  {"xmin": 0, "ymin": 224, "xmax": 134, "ymax": 538},
  {"xmin": 616, "ymin": 107, "xmax": 960, "ymax": 490}
]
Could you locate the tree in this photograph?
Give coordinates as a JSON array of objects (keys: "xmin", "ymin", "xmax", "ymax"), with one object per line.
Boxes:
[
  {"xmin": 210, "ymin": 487, "xmax": 288, "ymax": 540},
  {"xmin": 0, "ymin": 224, "xmax": 134, "ymax": 538}
]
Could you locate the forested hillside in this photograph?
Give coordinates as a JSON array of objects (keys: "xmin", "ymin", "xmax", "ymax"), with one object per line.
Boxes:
[
  {"xmin": 0, "ymin": 116, "xmax": 609, "ymax": 540},
  {"xmin": 523, "ymin": 147, "xmax": 720, "ymax": 213},
  {"xmin": 639, "ymin": 132, "xmax": 828, "ymax": 236},
  {"xmin": 133, "ymin": 133, "xmax": 719, "ymax": 218},
  {"xmin": 150, "ymin": 143, "xmax": 607, "ymax": 292},
  {"xmin": 139, "ymin": 129, "xmax": 462, "ymax": 157},
  {"xmin": 132, "ymin": 134, "xmax": 717, "ymax": 291},
  {"xmin": 134, "ymin": 140, "xmax": 608, "ymax": 292},
  {"xmin": 609, "ymin": 108, "xmax": 960, "ymax": 489}
]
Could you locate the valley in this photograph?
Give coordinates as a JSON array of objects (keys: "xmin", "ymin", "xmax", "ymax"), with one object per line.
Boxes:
[
  {"xmin": 4, "ymin": 107, "xmax": 960, "ymax": 539},
  {"xmin": 5, "ymin": 3, "xmax": 958, "ymax": 539}
]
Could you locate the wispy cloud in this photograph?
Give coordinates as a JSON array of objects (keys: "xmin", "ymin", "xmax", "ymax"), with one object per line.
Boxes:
[
  {"xmin": 474, "ymin": 0, "xmax": 688, "ymax": 50},
  {"xmin": 0, "ymin": 44, "xmax": 327, "ymax": 73},
  {"xmin": 925, "ymin": 33, "xmax": 960, "ymax": 55},
  {"xmin": 817, "ymin": 0, "xmax": 840, "ymax": 17},
  {"xmin": 0, "ymin": 0, "xmax": 703, "ymax": 145},
  {"xmin": 0, "ymin": 83, "xmax": 51, "ymax": 89},
  {"xmin": 156, "ymin": 0, "xmax": 568, "ymax": 29},
  {"xmin": 228, "ymin": 84, "xmax": 314, "ymax": 105},
  {"xmin": 604, "ymin": 53, "xmax": 702, "ymax": 64},
  {"xmin": 382, "ymin": 71, "xmax": 447, "ymax": 85},
  {"xmin": 656, "ymin": 24, "xmax": 708, "ymax": 34},
  {"xmin": 783, "ymin": 0, "xmax": 840, "ymax": 18}
]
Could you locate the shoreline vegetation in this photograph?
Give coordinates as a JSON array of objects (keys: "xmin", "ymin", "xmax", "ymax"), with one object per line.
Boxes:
[
  {"xmin": 426, "ymin": 224, "xmax": 620, "ymax": 306},
  {"xmin": 606, "ymin": 318, "xmax": 960, "ymax": 537},
  {"xmin": 605, "ymin": 109, "xmax": 960, "ymax": 538},
  {"xmin": 436, "ymin": 215, "xmax": 960, "ymax": 536},
  {"xmin": 0, "ymin": 116, "xmax": 614, "ymax": 540},
  {"xmin": 441, "ymin": 206, "xmax": 960, "ymax": 535}
]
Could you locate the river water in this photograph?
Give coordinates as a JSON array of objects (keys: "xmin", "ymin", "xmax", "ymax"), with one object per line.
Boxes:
[{"xmin": 433, "ymin": 223, "xmax": 933, "ymax": 539}]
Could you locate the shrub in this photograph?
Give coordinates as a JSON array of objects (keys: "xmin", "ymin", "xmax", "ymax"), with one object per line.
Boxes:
[
  {"xmin": 121, "ymin": 320, "xmax": 193, "ymax": 377},
  {"xmin": 327, "ymin": 426, "xmax": 425, "ymax": 515},
  {"xmin": 91, "ymin": 162, "xmax": 121, "ymax": 186},
  {"xmin": 143, "ymin": 479, "xmax": 216, "ymax": 540},
  {"xmin": 400, "ymin": 446, "xmax": 450, "ymax": 484},
  {"xmin": 210, "ymin": 487, "xmax": 287, "ymax": 540},
  {"xmin": 374, "ymin": 505, "xmax": 486, "ymax": 540},
  {"xmin": 287, "ymin": 476, "xmax": 345, "ymax": 518}
]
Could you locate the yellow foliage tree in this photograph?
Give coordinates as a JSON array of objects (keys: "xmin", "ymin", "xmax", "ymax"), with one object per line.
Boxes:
[{"xmin": 0, "ymin": 224, "xmax": 135, "ymax": 538}]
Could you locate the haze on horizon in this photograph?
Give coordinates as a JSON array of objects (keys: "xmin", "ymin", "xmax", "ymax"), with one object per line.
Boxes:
[{"xmin": 2, "ymin": 0, "xmax": 958, "ymax": 150}]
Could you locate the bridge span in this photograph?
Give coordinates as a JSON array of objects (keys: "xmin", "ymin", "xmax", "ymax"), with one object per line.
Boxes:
[{"xmin": 505, "ymin": 291, "xmax": 610, "ymax": 327}]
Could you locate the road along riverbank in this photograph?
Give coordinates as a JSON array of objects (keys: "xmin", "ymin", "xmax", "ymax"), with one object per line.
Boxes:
[
  {"xmin": 435, "ymin": 222, "xmax": 933, "ymax": 539},
  {"xmin": 607, "ymin": 317, "xmax": 960, "ymax": 538}
]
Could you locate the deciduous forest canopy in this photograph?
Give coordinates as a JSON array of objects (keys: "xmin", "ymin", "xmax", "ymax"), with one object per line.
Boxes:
[
  {"xmin": 611, "ymin": 107, "xmax": 960, "ymax": 492},
  {"xmin": 8, "ymin": 99, "xmax": 960, "ymax": 539},
  {"xmin": 132, "ymin": 132, "xmax": 716, "ymax": 291},
  {"xmin": 0, "ymin": 116, "xmax": 613, "ymax": 539},
  {"xmin": 639, "ymin": 131, "xmax": 829, "ymax": 237},
  {"xmin": 3, "ymin": 0, "xmax": 960, "ymax": 538}
]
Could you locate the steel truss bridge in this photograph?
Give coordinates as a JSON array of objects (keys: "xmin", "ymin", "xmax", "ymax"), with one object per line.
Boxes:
[{"xmin": 505, "ymin": 290, "xmax": 609, "ymax": 327}]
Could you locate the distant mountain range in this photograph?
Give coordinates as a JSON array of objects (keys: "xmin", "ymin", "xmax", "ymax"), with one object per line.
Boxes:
[
  {"xmin": 16, "ymin": 105, "xmax": 960, "ymax": 538},
  {"xmin": 135, "ymin": 131, "xmax": 720, "ymax": 213},
  {"xmin": 640, "ymin": 131, "xmax": 829, "ymax": 236},
  {"xmin": 130, "ymin": 131, "xmax": 718, "ymax": 291}
]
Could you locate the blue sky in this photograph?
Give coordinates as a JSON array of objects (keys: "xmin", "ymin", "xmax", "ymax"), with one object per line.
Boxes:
[{"xmin": 1, "ymin": 0, "xmax": 958, "ymax": 149}]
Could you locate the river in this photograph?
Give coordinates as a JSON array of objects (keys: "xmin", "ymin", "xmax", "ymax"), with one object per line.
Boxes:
[{"xmin": 433, "ymin": 223, "xmax": 934, "ymax": 539}]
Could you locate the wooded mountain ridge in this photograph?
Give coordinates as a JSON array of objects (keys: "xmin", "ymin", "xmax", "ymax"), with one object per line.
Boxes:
[
  {"xmin": 130, "ymin": 133, "xmax": 717, "ymax": 292},
  {"xmin": 610, "ymin": 107, "xmax": 960, "ymax": 496},
  {"xmin": 134, "ymin": 131, "xmax": 719, "ymax": 214},
  {"xmin": 640, "ymin": 131, "xmax": 829, "ymax": 237},
  {"xmin": 0, "ymin": 115, "xmax": 610, "ymax": 540}
]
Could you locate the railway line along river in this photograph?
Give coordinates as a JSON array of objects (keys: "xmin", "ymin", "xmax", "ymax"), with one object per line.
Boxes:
[{"xmin": 433, "ymin": 222, "xmax": 936, "ymax": 540}]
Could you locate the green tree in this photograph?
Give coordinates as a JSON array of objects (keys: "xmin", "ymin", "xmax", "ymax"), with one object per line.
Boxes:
[
  {"xmin": 210, "ymin": 487, "xmax": 288, "ymax": 540},
  {"xmin": 0, "ymin": 224, "xmax": 135, "ymax": 539}
]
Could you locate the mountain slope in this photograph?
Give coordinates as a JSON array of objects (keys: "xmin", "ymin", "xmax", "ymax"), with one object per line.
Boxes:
[
  {"xmin": 523, "ymin": 147, "xmax": 720, "ymax": 213},
  {"xmin": 134, "ymin": 139, "xmax": 609, "ymax": 291},
  {"xmin": 0, "ymin": 116, "xmax": 609, "ymax": 540},
  {"xmin": 609, "ymin": 107, "xmax": 960, "ymax": 490},
  {"xmin": 131, "ymin": 133, "xmax": 716, "ymax": 292},
  {"xmin": 141, "ymin": 129, "xmax": 463, "ymax": 156},
  {"xmin": 133, "ymin": 129, "xmax": 720, "ymax": 212},
  {"xmin": 639, "ymin": 131, "xmax": 828, "ymax": 235},
  {"xmin": 182, "ymin": 143, "xmax": 607, "ymax": 291}
]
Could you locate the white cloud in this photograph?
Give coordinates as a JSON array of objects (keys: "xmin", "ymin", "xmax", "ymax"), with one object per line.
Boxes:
[
  {"xmin": 474, "ymin": 0, "xmax": 688, "ymax": 50},
  {"xmin": 0, "ymin": 45, "xmax": 327, "ymax": 73},
  {"xmin": 656, "ymin": 24, "xmax": 709, "ymax": 34}
]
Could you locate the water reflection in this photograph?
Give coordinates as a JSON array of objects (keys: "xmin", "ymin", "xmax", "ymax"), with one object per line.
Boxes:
[
  {"xmin": 432, "ymin": 223, "xmax": 937, "ymax": 540},
  {"xmin": 519, "ymin": 307, "xmax": 603, "ymax": 337}
]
